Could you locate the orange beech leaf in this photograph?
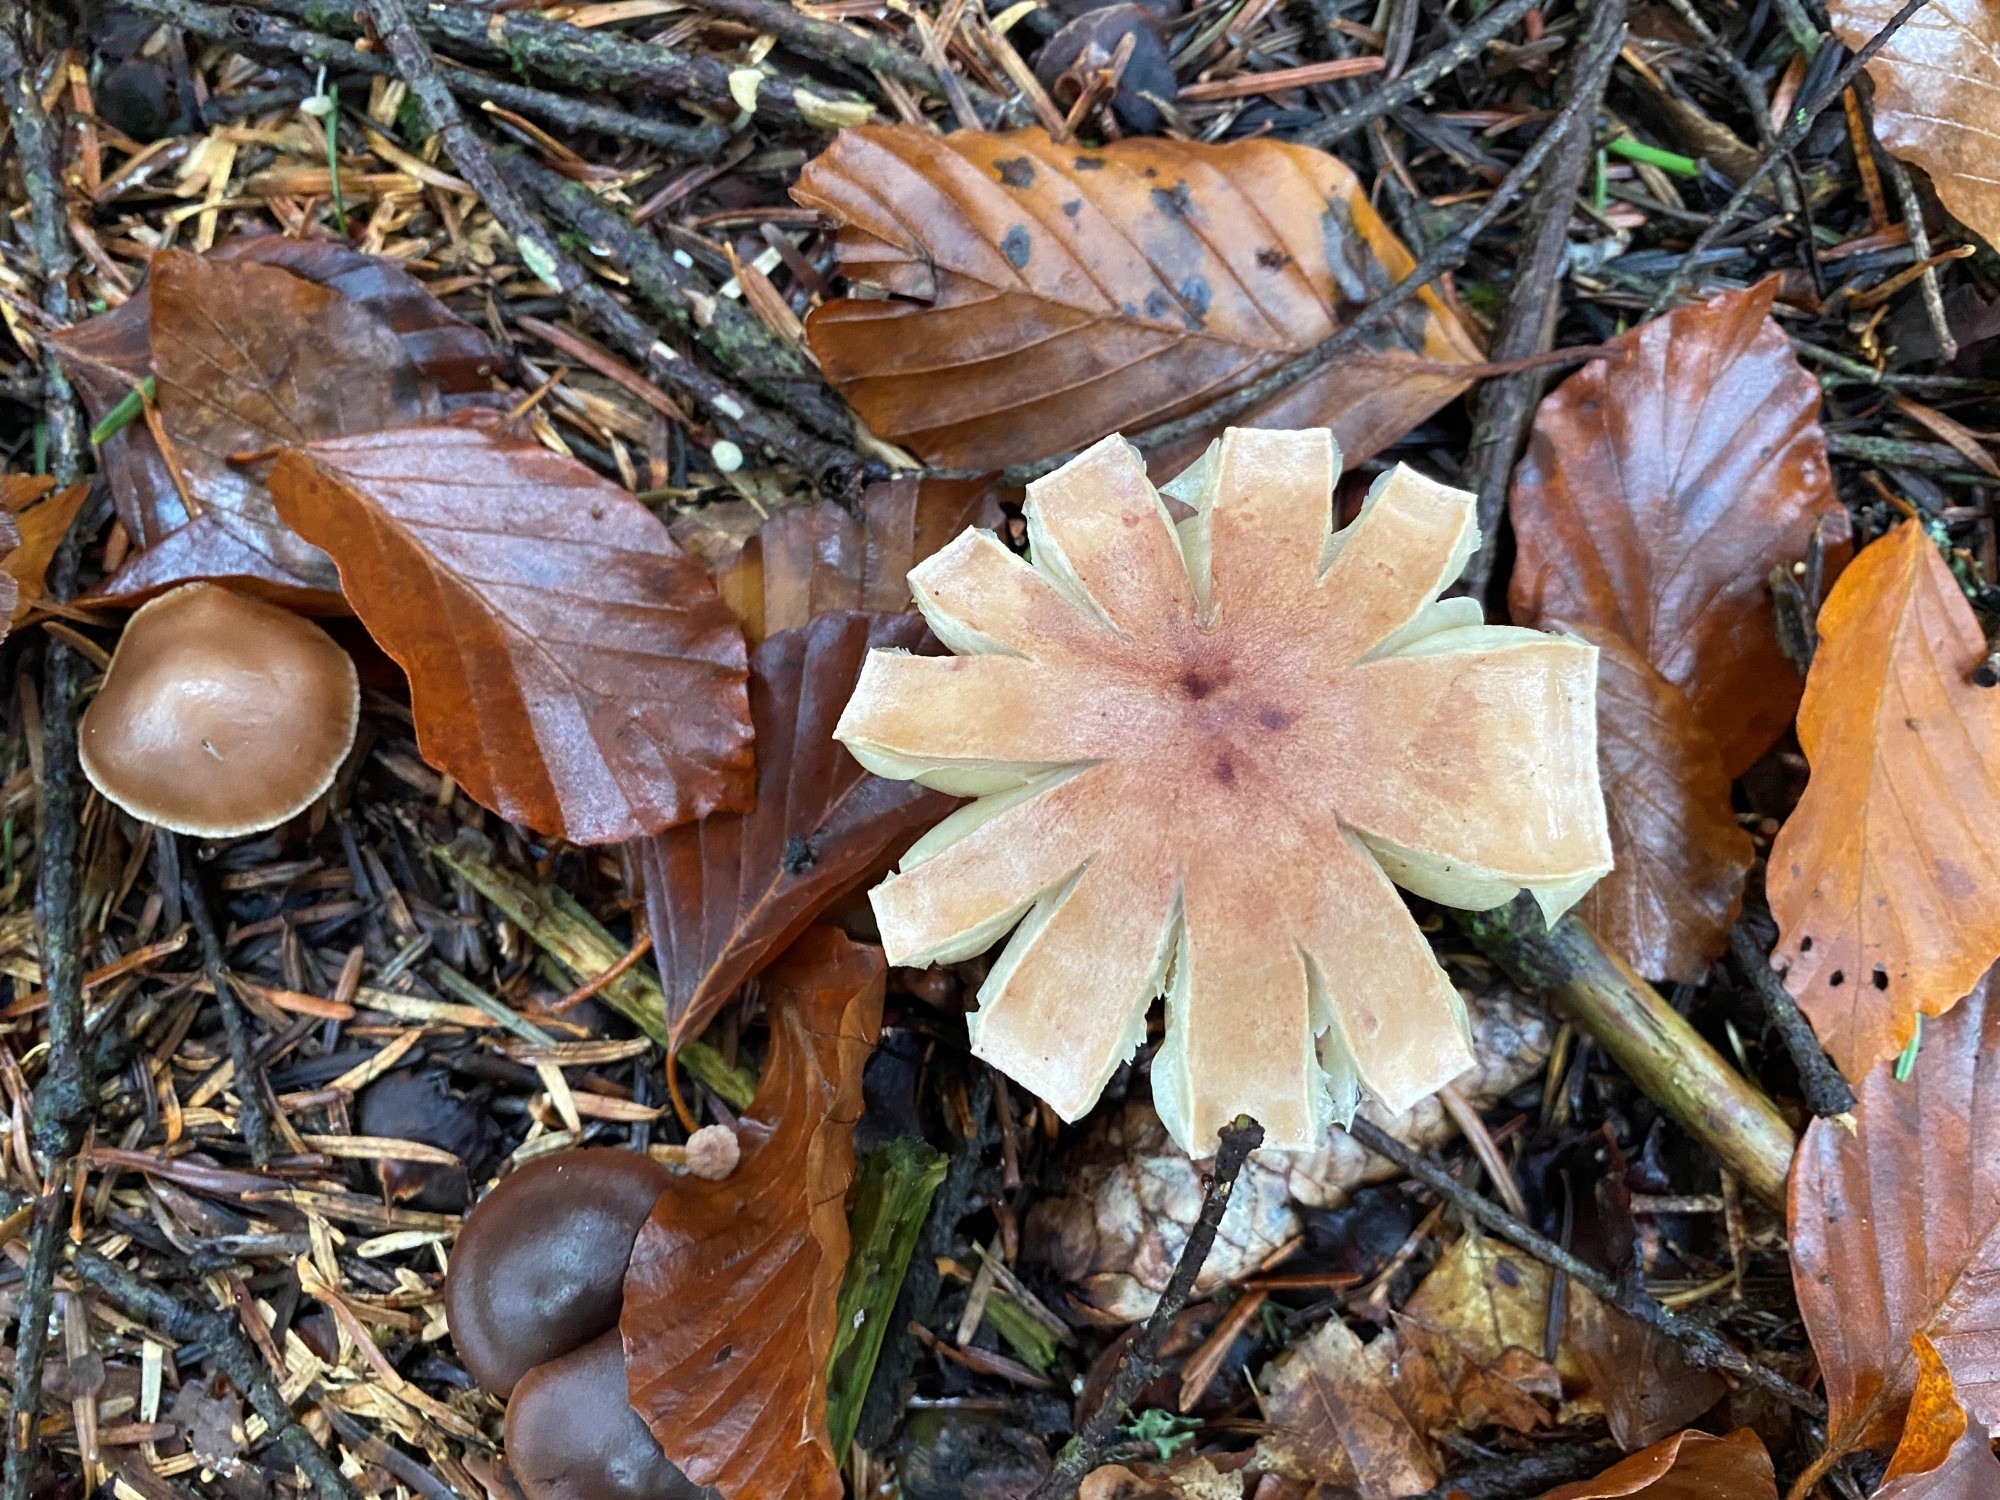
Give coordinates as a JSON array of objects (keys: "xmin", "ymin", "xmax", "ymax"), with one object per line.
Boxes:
[
  {"xmin": 1789, "ymin": 974, "xmax": 2000, "ymax": 1466},
  {"xmin": 2, "ymin": 480, "xmax": 89, "ymax": 627},
  {"xmin": 795, "ymin": 126, "xmax": 1483, "ymax": 475},
  {"xmin": 269, "ymin": 419, "xmax": 752, "ymax": 845},
  {"xmin": 1509, "ymin": 280, "xmax": 1848, "ymax": 779},
  {"xmin": 1830, "ymin": 0, "xmax": 2000, "ymax": 253},
  {"xmin": 52, "ymin": 237, "xmax": 496, "ymax": 608},
  {"xmin": 620, "ymin": 927, "xmax": 882, "ymax": 1500},
  {"xmin": 0, "ymin": 491, "xmax": 24, "ymax": 636},
  {"xmin": 642, "ymin": 609, "xmax": 952, "ymax": 1051},
  {"xmin": 1565, "ymin": 625, "xmax": 1754, "ymax": 984},
  {"xmin": 1875, "ymin": 1334, "xmax": 2000, "ymax": 1499},
  {"xmin": 1536, "ymin": 1428, "xmax": 1776, "ymax": 1499},
  {"xmin": 669, "ymin": 475, "xmax": 1004, "ymax": 643},
  {"xmin": 1767, "ymin": 520, "xmax": 2000, "ymax": 1076},
  {"xmin": 836, "ymin": 429, "xmax": 1609, "ymax": 1152}
]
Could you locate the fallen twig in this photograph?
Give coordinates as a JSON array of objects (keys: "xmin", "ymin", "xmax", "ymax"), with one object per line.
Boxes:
[
  {"xmin": 1, "ymin": 18, "xmax": 95, "ymax": 1498},
  {"xmin": 1459, "ymin": 0, "xmax": 1628, "ymax": 605},
  {"xmin": 1029, "ymin": 1117, "xmax": 1266, "ymax": 1500},
  {"xmin": 1730, "ymin": 916, "xmax": 1858, "ymax": 1122},
  {"xmin": 1459, "ymin": 895, "xmax": 1797, "ymax": 1207},
  {"xmin": 363, "ymin": 0, "xmax": 867, "ymax": 496},
  {"xmin": 1293, "ymin": 0, "xmax": 1541, "ymax": 150},
  {"xmin": 119, "ymin": 0, "xmax": 730, "ymax": 158},
  {"xmin": 1645, "ymin": 0, "xmax": 1936, "ymax": 315},
  {"xmin": 69, "ymin": 1249, "xmax": 359, "ymax": 1500},
  {"xmin": 1346, "ymin": 1115, "xmax": 1825, "ymax": 1418},
  {"xmin": 180, "ymin": 844, "xmax": 281, "ymax": 1165},
  {"xmin": 689, "ymin": 0, "xmax": 996, "ymax": 115},
  {"xmin": 500, "ymin": 150, "xmax": 855, "ymax": 443}
]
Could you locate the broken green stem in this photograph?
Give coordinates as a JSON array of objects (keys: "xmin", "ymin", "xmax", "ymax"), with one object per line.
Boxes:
[
  {"xmin": 1605, "ymin": 134, "xmax": 1702, "ymax": 177},
  {"xmin": 825, "ymin": 1136, "xmax": 948, "ymax": 1459},
  {"xmin": 88, "ymin": 376, "xmax": 155, "ymax": 445}
]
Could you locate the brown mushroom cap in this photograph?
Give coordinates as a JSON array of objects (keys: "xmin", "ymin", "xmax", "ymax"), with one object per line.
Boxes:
[
  {"xmin": 79, "ymin": 583, "xmax": 359, "ymax": 838},
  {"xmin": 443, "ymin": 1148, "xmax": 674, "ymax": 1399},
  {"xmin": 505, "ymin": 1330, "xmax": 704, "ymax": 1500}
]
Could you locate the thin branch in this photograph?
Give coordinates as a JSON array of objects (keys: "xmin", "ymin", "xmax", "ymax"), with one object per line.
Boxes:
[
  {"xmin": 118, "ymin": 0, "xmax": 730, "ymax": 158},
  {"xmin": 1293, "ymin": 0, "xmax": 1541, "ymax": 149},
  {"xmin": 993, "ymin": 28, "xmax": 1621, "ymax": 488},
  {"xmin": 181, "ymin": 846, "xmax": 280, "ymax": 1166},
  {"xmin": 1459, "ymin": 0, "xmax": 1629, "ymax": 606},
  {"xmin": 1, "ymin": 17, "xmax": 94, "ymax": 1499},
  {"xmin": 361, "ymin": 0, "xmax": 866, "ymax": 497},
  {"xmin": 70, "ymin": 1249, "xmax": 358, "ymax": 1500},
  {"xmin": 1345, "ymin": 1115, "xmax": 1826, "ymax": 1418},
  {"xmin": 1730, "ymin": 917, "xmax": 1857, "ymax": 1121},
  {"xmin": 1029, "ymin": 1117, "xmax": 1266, "ymax": 1500},
  {"xmin": 1645, "ymin": 0, "xmax": 1935, "ymax": 316}
]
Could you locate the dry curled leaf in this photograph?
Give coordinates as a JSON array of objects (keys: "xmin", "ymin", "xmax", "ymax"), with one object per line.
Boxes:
[
  {"xmin": 642, "ymin": 609, "xmax": 953, "ymax": 1050},
  {"xmin": 269, "ymin": 419, "xmax": 753, "ymax": 845},
  {"xmin": 1875, "ymin": 1333, "xmax": 2000, "ymax": 1500},
  {"xmin": 796, "ymin": 126, "xmax": 1483, "ymax": 475},
  {"xmin": 621, "ymin": 927, "xmax": 882, "ymax": 1500},
  {"xmin": 837, "ymin": 429, "xmax": 1607, "ymax": 1152},
  {"xmin": 1790, "ymin": 972, "xmax": 2000, "ymax": 1465},
  {"xmin": 53, "ymin": 237, "xmax": 496, "ymax": 607},
  {"xmin": 1830, "ymin": 0, "xmax": 2000, "ymax": 252},
  {"xmin": 1026, "ymin": 986, "xmax": 1553, "ymax": 1321},
  {"xmin": 1566, "ymin": 624, "xmax": 1754, "ymax": 984},
  {"xmin": 1398, "ymin": 1232, "xmax": 1562, "ymax": 1436},
  {"xmin": 1253, "ymin": 1316, "xmax": 1441, "ymax": 1499},
  {"xmin": 1537, "ymin": 1428, "xmax": 1776, "ymax": 1500},
  {"xmin": 669, "ymin": 476, "xmax": 1005, "ymax": 644},
  {"xmin": 1767, "ymin": 520, "xmax": 2000, "ymax": 1076},
  {"xmin": 1510, "ymin": 280, "xmax": 1849, "ymax": 779},
  {"xmin": 3, "ymin": 478, "xmax": 89, "ymax": 628}
]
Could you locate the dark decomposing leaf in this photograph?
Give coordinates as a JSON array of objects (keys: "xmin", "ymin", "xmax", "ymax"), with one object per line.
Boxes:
[
  {"xmin": 795, "ymin": 126, "xmax": 1484, "ymax": 475},
  {"xmin": 52, "ymin": 236, "xmax": 498, "ymax": 607},
  {"xmin": 642, "ymin": 609, "xmax": 952, "ymax": 1050},
  {"xmin": 668, "ymin": 476, "xmax": 1005, "ymax": 644},
  {"xmin": 270, "ymin": 417, "xmax": 753, "ymax": 844}
]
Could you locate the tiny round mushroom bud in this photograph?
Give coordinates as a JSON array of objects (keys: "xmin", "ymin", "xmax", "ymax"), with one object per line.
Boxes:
[
  {"xmin": 505, "ymin": 1330, "xmax": 703, "ymax": 1500},
  {"xmin": 680, "ymin": 1123, "xmax": 739, "ymax": 1181},
  {"xmin": 444, "ymin": 1149, "xmax": 673, "ymax": 1399},
  {"xmin": 79, "ymin": 583, "xmax": 360, "ymax": 838}
]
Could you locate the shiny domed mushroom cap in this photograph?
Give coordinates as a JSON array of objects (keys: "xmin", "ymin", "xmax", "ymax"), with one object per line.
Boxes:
[{"xmin": 79, "ymin": 583, "xmax": 359, "ymax": 838}]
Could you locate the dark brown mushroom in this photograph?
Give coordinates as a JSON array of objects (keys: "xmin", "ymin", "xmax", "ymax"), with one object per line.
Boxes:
[
  {"xmin": 444, "ymin": 1149, "xmax": 673, "ymax": 1399},
  {"xmin": 505, "ymin": 1330, "xmax": 705, "ymax": 1500}
]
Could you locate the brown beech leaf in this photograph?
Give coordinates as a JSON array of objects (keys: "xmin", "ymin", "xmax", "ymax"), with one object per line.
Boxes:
[
  {"xmin": 1767, "ymin": 520, "xmax": 2000, "ymax": 1076},
  {"xmin": 642, "ymin": 609, "xmax": 953, "ymax": 1050},
  {"xmin": 1254, "ymin": 1315, "xmax": 1441, "ymax": 1499},
  {"xmin": 1830, "ymin": 0, "xmax": 2000, "ymax": 252},
  {"xmin": 1566, "ymin": 625, "xmax": 1754, "ymax": 984},
  {"xmin": 1509, "ymin": 280, "xmax": 1848, "ymax": 778},
  {"xmin": 669, "ymin": 476, "xmax": 1004, "ymax": 643},
  {"xmin": 795, "ymin": 126, "xmax": 1483, "ymax": 475},
  {"xmin": 1875, "ymin": 1333, "xmax": 2000, "ymax": 1500},
  {"xmin": 1789, "ymin": 974, "xmax": 2000, "ymax": 1463},
  {"xmin": 269, "ymin": 420, "xmax": 753, "ymax": 844},
  {"xmin": 621, "ymin": 926, "xmax": 882, "ymax": 1500},
  {"xmin": 1537, "ymin": 1428, "xmax": 1776, "ymax": 1499},
  {"xmin": 52, "ymin": 236, "xmax": 496, "ymax": 607},
  {"xmin": 3, "ymin": 479, "xmax": 88, "ymax": 626}
]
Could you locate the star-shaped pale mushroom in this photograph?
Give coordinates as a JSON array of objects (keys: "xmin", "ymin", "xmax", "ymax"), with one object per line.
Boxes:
[{"xmin": 836, "ymin": 429, "xmax": 1611, "ymax": 1153}]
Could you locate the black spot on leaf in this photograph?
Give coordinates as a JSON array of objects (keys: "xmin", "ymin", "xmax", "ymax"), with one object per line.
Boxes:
[
  {"xmin": 1001, "ymin": 225, "xmax": 1032, "ymax": 268},
  {"xmin": 783, "ymin": 836, "xmax": 815, "ymax": 875},
  {"xmin": 1073, "ymin": 155, "xmax": 1106, "ymax": 171},
  {"xmin": 993, "ymin": 156, "xmax": 1035, "ymax": 188},
  {"xmin": 1063, "ymin": 199, "xmax": 1082, "ymax": 218},
  {"xmin": 1179, "ymin": 276, "xmax": 1211, "ymax": 319},
  {"xmin": 1144, "ymin": 288, "xmax": 1172, "ymax": 319},
  {"xmin": 1151, "ymin": 181, "xmax": 1194, "ymax": 218}
]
